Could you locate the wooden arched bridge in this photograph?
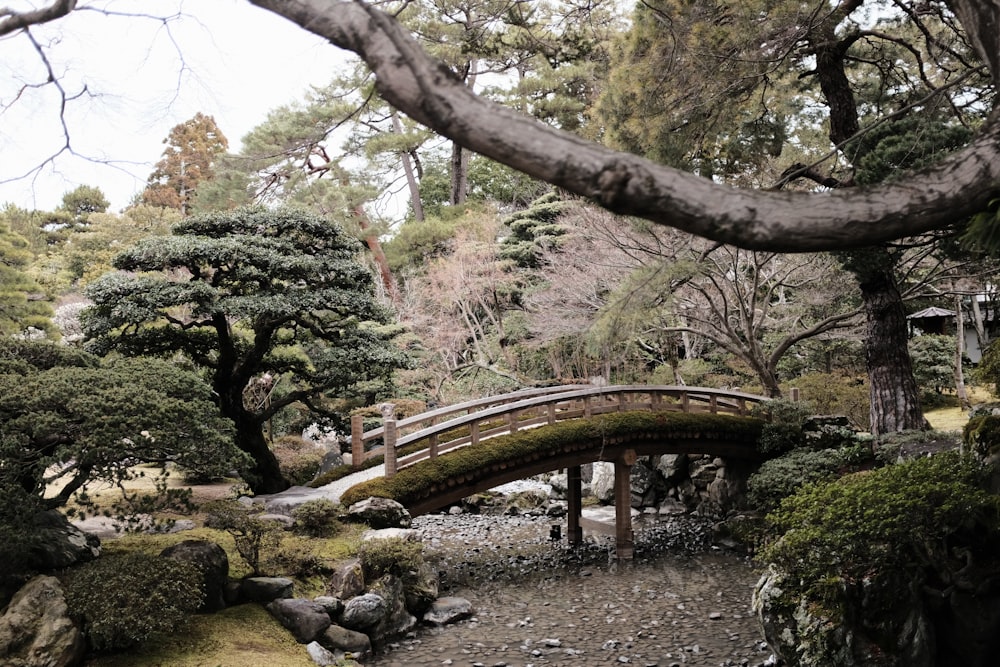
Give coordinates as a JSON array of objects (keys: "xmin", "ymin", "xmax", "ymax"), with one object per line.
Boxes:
[{"xmin": 346, "ymin": 384, "xmax": 769, "ymax": 559}]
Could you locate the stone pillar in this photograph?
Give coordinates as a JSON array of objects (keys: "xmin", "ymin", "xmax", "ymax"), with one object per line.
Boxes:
[
  {"xmin": 614, "ymin": 450, "xmax": 636, "ymax": 560},
  {"xmin": 566, "ymin": 465, "xmax": 583, "ymax": 545}
]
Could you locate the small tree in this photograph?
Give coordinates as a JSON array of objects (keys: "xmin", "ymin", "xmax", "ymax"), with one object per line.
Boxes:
[{"xmin": 83, "ymin": 206, "xmax": 409, "ymax": 494}]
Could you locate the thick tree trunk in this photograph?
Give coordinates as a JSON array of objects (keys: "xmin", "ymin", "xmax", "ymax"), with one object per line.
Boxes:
[
  {"xmin": 858, "ymin": 260, "xmax": 926, "ymax": 435},
  {"xmin": 235, "ymin": 418, "xmax": 288, "ymax": 495},
  {"xmin": 216, "ymin": 380, "xmax": 288, "ymax": 495}
]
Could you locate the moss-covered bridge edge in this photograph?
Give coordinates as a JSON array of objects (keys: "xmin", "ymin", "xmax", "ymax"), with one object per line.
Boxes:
[{"xmin": 339, "ymin": 410, "xmax": 765, "ymax": 515}]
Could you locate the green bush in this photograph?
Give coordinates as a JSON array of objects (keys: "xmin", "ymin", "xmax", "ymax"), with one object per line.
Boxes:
[
  {"xmin": 788, "ymin": 372, "xmax": 870, "ymax": 431},
  {"xmin": 747, "ymin": 448, "xmax": 853, "ymax": 513},
  {"xmin": 64, "ymin": 552, "xmax": 203, "ymax": 652},
  {"xmin": 292, "ymin": 498, "xmax": 342, "ymax": 538},
  {"xmin": 357, "ymin": 537, "xmax": 425, "ymax": 580},
  {"xmin": 751, "ymin": 398, "xmax": 814, "ymax": 455},
  {"xmin": 964, "ymin": 414, "xmax": 1000, "ymax": 459},
  {"xmin": 975, "ymin": 339, "xmax": 1000, "ymax": 396},
  {"xmin": 908, "ymin": 334, "xmax": 958, "ymax": 405},
  {"xmin": 762, "ymin": 452, "xmax": 1000, "ymax": 603}
]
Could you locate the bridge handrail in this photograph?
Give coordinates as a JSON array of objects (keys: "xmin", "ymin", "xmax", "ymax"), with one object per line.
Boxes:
[
  {"xmin": 352, "ymin": 385, "xmax": 768, "ymax": 477},
  {"xmin": 359, "ymin": 384, "xmax": 590, "ymax": 441}
]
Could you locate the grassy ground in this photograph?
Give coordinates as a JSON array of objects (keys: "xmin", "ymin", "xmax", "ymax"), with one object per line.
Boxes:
[
  {"xmin": 923, "ymin": 385, "xmax": 994, "ymax": 432},
  {"xmin": 83, "ymin": 603, "xmax": 319, "ymax": 667}
]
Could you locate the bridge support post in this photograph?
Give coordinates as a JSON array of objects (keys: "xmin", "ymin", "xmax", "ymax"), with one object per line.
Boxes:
[
  {"xmin": 566, "ymin": 465, "xmax": 583, "ymax": 546},
  {"xmin": 614, "ymin": 450, "xmax": 636, "ymax": 560},
  {"xmin": 351, "ymin": 414, "xmax": 364, "ymax": 471}
]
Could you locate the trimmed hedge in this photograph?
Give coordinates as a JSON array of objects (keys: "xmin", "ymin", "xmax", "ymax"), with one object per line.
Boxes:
[{"xmin": 339, "ymin": 411, "xmax": 763, "ymax": 507}]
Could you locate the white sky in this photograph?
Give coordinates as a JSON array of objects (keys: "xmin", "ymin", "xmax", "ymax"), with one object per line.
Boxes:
[{"xmin": 0, "ymin": 0, "xmax": 351, "ymax": 212}]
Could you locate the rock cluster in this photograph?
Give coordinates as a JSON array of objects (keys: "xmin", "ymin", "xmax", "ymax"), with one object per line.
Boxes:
[{"xmin": 155, "ymin": 528, "xmax": 472, "ymax": 666}]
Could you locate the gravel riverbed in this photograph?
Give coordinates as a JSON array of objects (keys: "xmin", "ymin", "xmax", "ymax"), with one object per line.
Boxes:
[{"xmin": 370, "ymin": 512, "xmax": 775, "ymax": 667}]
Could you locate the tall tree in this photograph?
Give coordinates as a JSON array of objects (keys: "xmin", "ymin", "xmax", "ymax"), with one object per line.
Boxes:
[
  {"xmin": 82, "ymin": 206, "xmax": 409, "ymax": 494},
  {"xmin": 143, "ymin": 112, "xmax": 229, "ymax": 215}
]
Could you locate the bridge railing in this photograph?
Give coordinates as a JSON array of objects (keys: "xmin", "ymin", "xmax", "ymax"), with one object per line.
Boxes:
[{"xmin": 349, "ymin": 385, "xmax": 768, "ymax": 478}]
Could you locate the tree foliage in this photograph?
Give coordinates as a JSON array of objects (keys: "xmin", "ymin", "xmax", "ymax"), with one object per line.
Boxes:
[
  {"xmin": 143, "ymin": 112, "xmax": 229, "ymax": 214},
  {"xmin": 763, "ymin": 452, "xmax": 1000, "ymax": 607},
  {"xmin": 82, "ymin": 206, "xmax": 409, "ymax": 493},
  {"xmin": 0, "ymin": 339, "xmax": 241, "ymax": 516},
  {"xmin": 0, "ymin": 219, "xmax": 52, "ymax": 336}
]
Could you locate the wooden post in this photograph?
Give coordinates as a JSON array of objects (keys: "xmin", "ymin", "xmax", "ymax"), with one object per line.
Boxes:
[
  {"xmin": 614, "ymin": 450, "xmax": 636, "ymax": 560},
  {"xmin": 790, "ymin": 387, "xmax": 800, "ymax": 402},
  {"xmin": 351, "ymin": 414, "xmax": 364, "ymax": 470},
  {"xmin": 567, "ymin": 465, "xmax": 583, "ymax": 546},
  {"xmin": 383, "ymin": 418, "xmax": 398, "ymax": 477},
  {"xmin": 380, "ymin": 403, "xmax": 398, "ymax": 478}
]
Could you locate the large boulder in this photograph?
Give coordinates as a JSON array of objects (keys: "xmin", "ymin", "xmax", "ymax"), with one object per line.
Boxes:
[
  {"xmin": 265, "ymin": 598, "xmax": 332, "ymax": 643},
  {"xmin": 368, "ymin": 575, "xmax": 417, "ymax": 644},
  {"xmin": 590, "ymin": 462, "xmax": 615, "ymax": 502},
  {"xmin": 423, "ymin": 596, "xmax": 474, "ymax": 626},
  {"xmin": 240, "ymin": 577, "xmax": 294, "ymax": 603},
  {"xmin": 159, "ymin": 540, "xmax": 229, "ymax": 612},
  {"xmin": 30, "ymin": 511, "xmax": 100, "ymax": 570},
  {"xmin": 0, "ymin": 575, "xmax": 85, "ymax": 667},
  {"xmin": 339, "ymin": 593, "xmax": 386, "ymax": 632},
  {"xmin": 346, "ymin": 497, "xmax": 412, "ymax": 529},
  {"xmin": 403, "ymin": 561, "xmax": 440, "ymax": 616},
  {"xmin": 326, "ymin": 558, "xmax": 365, "ymax": 600},
  {"xmin": 753, "ymin": 565, "xmax": 935, "ymax": 667},
  {"xmin": 629, "ymin": 458, "xmax": 660, "ymax": 508}
]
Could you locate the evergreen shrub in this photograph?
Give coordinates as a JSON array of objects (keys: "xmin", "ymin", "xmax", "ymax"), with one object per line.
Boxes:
[
  {"xmin": 762, "ymin": 452, "xmax": 1000, "ymax": 603},
  {"xmin": 964, "ymin": 414, "xmax": 1000, "ymax": 459},
  {"xmin": 751, "ymin": 398, "xmax": 814, "ymax": 455},
  {"xmin": 65, "ymin": 552, "xmax": 203, "ymax": 652},
  {"xmin": 746, "ymin": 448, "xmax": 852, "ymax": 513},
  {"xmin": 292, "ymin": 498, "xmax": 342, "ymax": 537},
  {"xmin": 357, "ymin": 537, "xmax": 425, "ymax": 580}
]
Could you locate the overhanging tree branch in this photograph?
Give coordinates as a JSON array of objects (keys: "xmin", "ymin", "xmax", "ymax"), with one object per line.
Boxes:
[{"xmin": 246, "ymin": 0, "xmax": 1000, "ymax": 252}]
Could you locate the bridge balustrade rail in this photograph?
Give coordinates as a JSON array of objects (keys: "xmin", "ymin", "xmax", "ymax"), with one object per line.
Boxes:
[{"xmin": 349, "ymin": 385, "xmax": 768, "ymax": 478}]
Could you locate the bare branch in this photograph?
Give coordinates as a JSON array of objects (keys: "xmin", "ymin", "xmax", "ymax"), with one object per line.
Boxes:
[{"xmin": 0, "ymin": 0, "xmax": 77, "ymax": 36}]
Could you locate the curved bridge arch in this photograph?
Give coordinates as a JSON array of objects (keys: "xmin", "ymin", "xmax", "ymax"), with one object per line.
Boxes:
[{"xmin": 344, "ymin": 385, "xmax": 770, "ymax": 559}]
